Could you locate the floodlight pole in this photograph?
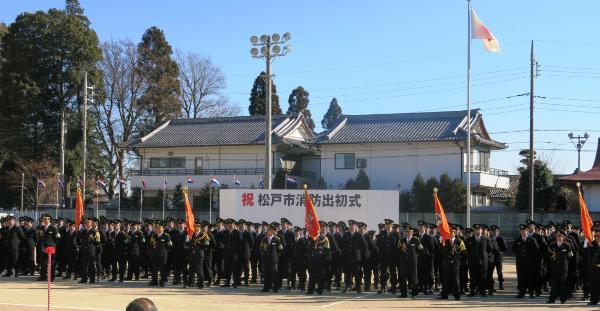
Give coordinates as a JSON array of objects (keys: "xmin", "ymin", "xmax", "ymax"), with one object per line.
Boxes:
[{"xmin": 568, "ymin": 132, "xmax": 590, "ymax": 173}]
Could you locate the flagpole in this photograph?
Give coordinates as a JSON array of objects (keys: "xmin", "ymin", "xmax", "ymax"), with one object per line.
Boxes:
[
  {"xmin": 95, "ymin": 177, "xmax": 99, "ymax": 218},
  {"xmin": 117, "ymin": 185, "xmax": 121, "ymax": 220},
  {"xmin": 209, "ymin": 184, "xmax": 212, "ymax": 223},
  {"xmin": 55, "ymin": 179, "xmax": 59, "ymax": 219},
  {"xmin": 284, "ymin": 174, "xmax": 287, "ymax": 190},
  {"xmin": 466, "ymin": 0, "xmax": 472, "ymax": 228},
  {"xmin": 139, "ymin": 187, "xmax": 143, "ymax": 222},
  {"xmin": 21, "ymin": 173, "xmax": 24, "ymax": 211},
  {"xmin": 36, "ymin": 183, "xmax": 39, "ymax": 214},
  {"xmin": 162, "ymin": 177, "xmax": 166, "ymax": 220}
]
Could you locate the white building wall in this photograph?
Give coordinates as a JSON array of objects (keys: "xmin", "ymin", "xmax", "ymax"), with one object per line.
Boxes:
[
  {"xmin": 319, "ymin": 142, "xmax": 462, "ymax": 191},
  {"xmin": 584, "ymin": 184, "xmax": 600, "ymax": 212}
]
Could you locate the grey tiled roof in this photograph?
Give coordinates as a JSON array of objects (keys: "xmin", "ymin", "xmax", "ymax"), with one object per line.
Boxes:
[
  {"xmin": 316, "ymin": 110, "xmax": 478, "ymax": 144},
  {"xmin": 130, "ymin": 115, "xmax": 289, "ymax": 148}
]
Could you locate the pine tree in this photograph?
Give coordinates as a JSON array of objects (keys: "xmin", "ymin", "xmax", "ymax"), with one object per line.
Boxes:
[
  {"xmin": 287, "ymin": 86, "xmax": 315, "ymax": 130},
  {"xmin": 321, "ymin": 97, "xmax": 343, "ymax": 130},
  {"xmin": 248, "ymin": 72, "xmax": 281, "ymax": 116},
  {"xmin": 137, "ymin": 26, "xmax": 181, "ymax": 131}
]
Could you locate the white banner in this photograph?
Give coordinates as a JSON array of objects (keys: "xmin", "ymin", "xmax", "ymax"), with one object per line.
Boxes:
[{"xmin": 220, "ymin": 189, "xmax": 399, "ymax": 230}]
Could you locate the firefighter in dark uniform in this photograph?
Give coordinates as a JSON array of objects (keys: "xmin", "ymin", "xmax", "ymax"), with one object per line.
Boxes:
[
  {"xmin": 109, "ymin": 220, "xmax": 129, "ymax": 282},
  {"xmin": 2, "ymin": 216, "xmax": 24, "ymax": 277},
  {"xmin": 171, "ymin": 219, "xmax": 188, "ymax": 286},
  {"xmin": 513, "ymin": 223, "xmax": 540, "ymax": 298},
  {"xmin": 222, "ymin": 218, "xmax": 242, "ymax": 288},
  {"xmin": 440, "ymin": 225, "xmax": 466, "ymax": 300},
  {"xmin": 377, "ymin": 219, "xmax": 399, "ymax": 294},
  {"xmin": 528, "ymin": 221, "xmax": 547, "ymax": 297},
  {"xmin": 546, "ymin": 229, "xmax": 573, "ymax": 304},
  {"xmin": 417, "ymin": 220, "xmax": 434, "ymax": 294},
  {"xmin": 398, "ymin": 226, "xmax": 421, "ymax": 298},
  {"xmin": 484, "ymin": 225, "xmax": 497, "ymax": 295},
  {"xmin": 37, "ymin": 214, "xmax": 60, "ymax": 281},
  {"xmin": 490, "ymin": 225, "xmax": 507, "ymax": 290},
  {"xmin": 148, "ymin": 222, "xmax": 172, "ymax": 287},
  {"xmin": 61, "ymin": 221, "xmax": 78, "ymax": 279},
  {"xmin": 260, "ymin": 224, "xmax": 283, "ymax": 293},
  {"xmin": 278, "ymin": 218, "xmax": 295, "ymax": 290},
  {"xmin": 250, "ymin": 223, "xmax": 262, "ymax": 284},
  {"xmin": 20, "ymin": 217, "xmax": 37, "ymax": 276},
  {"xmin": 588, "ymin": 228, "xmax": 600, "ymax": 305},
  {"xmin": 364, "ymin": 229, "xmax": 379, "ymax": 292},
  {"xmin": 77, "ymin": 218, "xmax": 101, "ymax": 284},
  {"xmin": 332, "ymin": 222, "xmax": 344, "ymax": 291},
  {"xmin": 341, "ymin": 220, "xmax": 367, "ymax": 294},
  {"xmin": 291, "ymin": 226, "xmax": 307, "ymax": 291},
  {"xmin": 307, "ymin": 222, "xmax": 330, "ymax": 295},
  {"xmin": 239, "ymin": 220, "xmax": 254, "ymax": 286},
  {"xmin": 127, "ymin": 221, "xmax": 145, "ymax": 281},
  {"xmin": 187, "ymin": 221, "xmax": 209, "ymax": 289},
  {"xmin": 212, "ymin": 218, "xmax": 226, "ymax": 285},
  {"xmin": 465, "ymin": 224, "xmax": 492, "ymax": 297}
]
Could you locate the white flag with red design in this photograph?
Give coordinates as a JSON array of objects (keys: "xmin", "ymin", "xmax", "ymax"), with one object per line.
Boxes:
[{"xmin": 471, "ymin": 8, "xmax": 500, "ymax": 53}]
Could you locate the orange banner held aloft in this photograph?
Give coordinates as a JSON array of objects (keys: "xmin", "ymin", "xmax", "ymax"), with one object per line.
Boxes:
[
  {"xmin": 183, "ymin": 188, "xmax": 195, "ymax": 239},
  {"xmin": 578, "ymin": 185, "xmax": 593, "ymax": 243},
  {"xmin": 75, "ymin": 186, "xmax": 84, "ymax": 230},
  {"xmin": 434, "ymin": 188, "xmax": 451, "ymax": 244},
  {"xmin": 304, "ymin": 186, "xmax": 320, "ymax": 240}
]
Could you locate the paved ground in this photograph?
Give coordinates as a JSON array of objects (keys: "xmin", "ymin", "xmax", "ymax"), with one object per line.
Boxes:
[{"xmin": 0, "ymin": 258, "xmax": 594, "ymax": 311}]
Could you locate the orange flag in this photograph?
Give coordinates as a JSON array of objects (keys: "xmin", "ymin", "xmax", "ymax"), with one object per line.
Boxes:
[
  {"xmin": 433, "ymin": 188, "xmax": 451, "ymax": 244},
  {"xmin": 578, "ymin": 184, "xmax": 593, "ymax": 243},
  {"xmin": 75, "ymin": 186, "xmax": 84, "ymax": 229},
  {"xmin": 304, "ymin": 186, "xmax": 320, "ymax": 240},
  {"xmin": 183, "ymin": 188, "xmax": 195, "ymax": 239}
]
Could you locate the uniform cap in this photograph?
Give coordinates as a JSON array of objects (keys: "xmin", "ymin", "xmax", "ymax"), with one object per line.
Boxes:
[{"xmin": 384, "ymin": 219, "xmax": 394, "ymax": 225}]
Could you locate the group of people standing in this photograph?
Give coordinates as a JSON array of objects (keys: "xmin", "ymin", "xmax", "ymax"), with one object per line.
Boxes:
[{"xmin": 1, "ymin": 214, "xmax": 600, "ymax": 305}]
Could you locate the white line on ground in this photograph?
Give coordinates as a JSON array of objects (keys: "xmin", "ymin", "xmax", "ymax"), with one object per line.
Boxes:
[{"xmin": 0, "ymin": 302, "xmax": 119, "ymax": 311}]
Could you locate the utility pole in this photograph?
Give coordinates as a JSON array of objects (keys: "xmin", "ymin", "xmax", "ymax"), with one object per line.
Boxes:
[
  {"xmin": 82, "ymin": 72, "xmax": 94, "ymax": 203},
  {"xmin": 528, "ymin": 41, "xmax": 539, "ymax": 221},
  {"xmin": 60, "ymin": 110, "xmax": 66, "ymax": 210},
  {"xmin": 20, "ymin": 173, "xmax": 24, "ymax": 211}
]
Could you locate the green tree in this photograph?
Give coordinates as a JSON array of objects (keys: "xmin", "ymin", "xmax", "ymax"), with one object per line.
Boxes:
[
  {"xmin": 344, "ymin": 169, "xmax": 370, "ymax": 190},
  {"xmin": 515, "ymin": 150, "xmax": 554, "ymax": 211},
  {"xmin": 130, "ymin": 187, "xmax": 141, "ymax": 210},
  {"xmin": 171, "ymin": 183, "xmax": 185, "ymax": 210},
  {"xmin": 272, "ymin": 169, "xmax": 286, "ymax": 189},
  {"xmin": 315, "ymin": 176, "xmax": 327, "ymax": 189},
  {"xmin": 437, "ymin": 172, "xmax": 466, "ymax": 212},
  {"xmin": 248, "ymin": 71, "xmax": 281, "ymax": 116},
  {"xmin": 137, "ymin": 26, "xmax": 181, "ymax": 131},
  {"xmin": 423, "ymin": 176, "xmax": 439, "ymax": 211},
  {"xmin": 321, "ymin": 97, "xmax": 343, "ymax": 130},
  {"xmin": 287, "ymin": 86, "xmax": 315, "ymax": 130},
  {"xmin": 411, "ymin": 174, "xmax": 428, "ymax": 211},
  {"xmin": 399, "ymin": 190, "xmax": 412, "ymax": 211}
]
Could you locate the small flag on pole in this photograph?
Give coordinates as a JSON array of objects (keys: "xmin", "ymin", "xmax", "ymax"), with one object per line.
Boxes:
[
  {"xmin": 234, "ymin": 176, "xmax": 241, "ymax": 186},
  {"xmin": 210, "ymin": 176, "xmax": 221, "ymax": 187},
  {"xmin": 97, "ymin": 176, "xmax": 108, "ymax": 194},
  {"xmin": 186, "ymin": 176, "xmax": 195, "ymax": 184},
  {"xmin": 258, "ymin": 176, "xmax": 264, "ymax": 189},
  {"xmin": 141, "ymin": 178, "xmax": 147, "ymax": 188},
  {"xmin": 285, "ymin": 175, "xmax": 297, "ymax": 184},
  {"xmin": 37, "ymin": 179, "xmax": 46, "ymax": 188},
  {"xmin": 57, "ymin": 178, "xmax": 65, "ymax": 190},
  {"xmin": 471, "ymin": 8, "xmax": 501, "ymax": 53},
  {"xmin": 118, "ymin": 178, "xmax": 127, "ymax": 186}
]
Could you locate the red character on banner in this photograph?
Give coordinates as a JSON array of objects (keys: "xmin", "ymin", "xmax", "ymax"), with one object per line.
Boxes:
[{"xmin": 242, "ymin": 193, "xmax": 254, "ymax": 207}]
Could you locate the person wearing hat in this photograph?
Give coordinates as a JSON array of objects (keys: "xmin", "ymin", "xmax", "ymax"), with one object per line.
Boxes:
[
  {"xmin": 340, "ymin": 220, "xmax": 367, "ymax": 294},
  {"xmin": 148, "ymin": 222, "xmax": 173, "ymax": 287},
  {"xmin": 489, "ymin": 225, "xmax": 507, "ymax": 290},
  {"xmin": 170, "ymin": 219, "xmax": 189, "ymax": 286},
  {"xmin": 260, "ymin": 224, "xmax": 283, "ymax": 293},
  {"xmin": 60, "ymin": 220, "xmax": 78, "ymax": 280},
  {"xmin": 20, "ymin": 217, "xmax": 37, "ymax": 276},
  {"xmin": 291, "ymin": 226, "xmax": 308, "ymax": 291},
  {"xmin": 238, "ymin": 220, "xmax": 255, "ymax": 287},
  {"xmin": 465, "ymin": 224, "xmax": 492, "ymax": 297},
  {"xmin": 398, "ymin": 225, "xmax": 421, "ymax": 298},
  {"xmin": 440, "ymin": 225, "xmax": 466, "ymax": 300},
  {"xmin": 588, "ymin": 229, "xmax": 600, "ymax": 305},
  {"xmin": 417, "ymin": 220, "xmax": 435, "ymax": 295},
  {"xmin": 126, "ymin": 221, "xmax": 145, "ymax": 281},
  {"xmin": 109, "ymin": 220, "xmax": 129, "ymax": 283},
  {"xmin": 546, "ymin": 229, "xmax": 573, "ymax": 304},
  {"xmin": 211, "ymin": 218, "xmax": 226, "ymax": 286},
  {"xmin": 528, "ymin": 221, "xmax": 547, "ymax": 297},
  {"xmin": 2, "ymin": 215, "xmax": 24, "ymax": 277},
  {"xmin": 186, "ymin": 222, "xmax": 210, "ymax": 289},
  {"xmin": 364, "ymin": 228, "xmax": 379, "ymax": 292},
  {"xmin": 331, "ymin": 221, "xmax": 344, "ymax": 291},
  {"xmin": 76, "ymin": 218, "xmax": 101, "ymax": 284},
  {"xmin": 36, "ymin": 214, "xmax": 60, "ymax": 281},
  {"xmin": 306, "ymin": 222, "xmax": 331, "ymax": 295},
  {"xmin": 376, "ymin": 218, "xmax": 399, "ymax": 295},
  {"xmin": 513, "ymin": 224, "xmax": 540, "ymax": 298},
  {"xmin": 250, "ymin": 222, "xmax": 264, "ymax": 284},
  {"xmin": 221, "ymin": 219, "xmax": 243, "ymax": 288},
  {"xmin": 278, "ymin": 218, "xmax": 295, "ymax": 290}
]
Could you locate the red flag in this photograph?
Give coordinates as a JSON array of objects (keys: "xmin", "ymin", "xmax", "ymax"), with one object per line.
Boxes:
[
  {"xmin": 183, "ymin": 188, "xmax": 195, "ymax": 239},
  {"xmin": 434, "ymin": 189, "xmax": 451, "ymax": 244},
  {"xmin": 304, "ymin": 187, "xmax": 320, "ymax": 240},
  {"xmin": 578, "ymin": 185, "xmax": 593, "ymax": 243},
  {"xmin": 75, "ymin": 186, "xmax": 84, "ymax": 229}
]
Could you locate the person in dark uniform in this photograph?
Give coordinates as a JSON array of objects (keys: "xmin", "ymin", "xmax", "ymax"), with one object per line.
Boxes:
[
  {"xmin": 465, "ymin": 224, "xmax": 492, "ymax": 297},
  {"xmin": 546, "ymin": 229, "xmax": 573, "ymax": 304},
  {"xmin": 37, "ymin": 214, "xmax": 60, "ymax": 281},
  {"xmin": 307, "ymin": 222, "xmax": 330, "ymax": 295},
  {"xmin": 55, "ymin": 217, "xmax": 66, "ymax": 278},
  {"xmin": 109, "ymin": 220, "xmax": 129, "ymax": 283},
  {"xmin": 291, "ymin": 227, "xmax": 307, "ymax": 291},
  {"xmin": 588, "ymin": 228, "xmax": 600, "ymax": 305},
  {"xmin": 61, "ymin": 221, "xmax": 78, "ymax": 279},
  {"xmin": 250, "ymin": 223, "xmax": 262, "ymax": 284},
  {"xmin": 212, "ymin": 218, "xmax": 226, "ymax": 285},
  {"xmin": 260, "ymin": 225, "xmax": 283, "ymax": 293},
  {"xmin": 398, "ymin": 226, "xmax": 421, "ymax": 298},
  {"xmin": 238, "ymin": 220, "xmax": 254, "ymax": 286},
  {"xmin": 430, "ymin": 223, "xmax": 442, "ymax": 292},
  {"xmin": 489, "ymin": 225, "xmax": 507, "ymax": 290},
  {"xmin": 341, "ymin": 220, "xmax": 367, "ymax": 294},
  {"xmin": 20, "ymin": 217, "xmax": 37, "ymax": 276},
  {"xmin": 187, "ymin": 221, "xmax": 209, "ymax": 289},
  {"xmin": 222, "ymin": 218, "xmax": 242, "ymax": 288},
  {"xmin": 364, "ymin": 229, "xmax": 379, "ymax": 292},
  {"xmin": 417, "ymin": 221, "xmax": 434, "ymax": 295},
  {"xmin": 77, "ymin": 218, "xmax": 101, "ymax": 284},
  {"xmin": 377, "ymin": 219, "xmax": 399, "ymax": 294},
  {"xmin": 278, "ymin": 218, "xmax": 295, "ymax": 290},
  {"xmin": 148, "ymin": 222, "xmax": 172, "ymax": 287},
  {"xmin": 332, "ymin": 222, "xmax": 344, "ymax": 291},
  {"xmin": 127, "ymin": 221, "xmax": 145, "ymax": 281},
  {"xmin": 2, "ymin": 216, "xmax": 24, "ymax": 277},
  {"xmin": 513, "ymin": 223, "xmax": 540, "ymax": 298},
  {"xmin": 140, "ymin": 220, "xmax": 153, "ymax": 279},
  {"xmin": 170, "ymin": 220, "xmax": 188, "ymax": 286},
  {"xmin": 528, "ymin": 221, "xmax": 547, "ymax": 297},
  {"xmin": 483, "ymin": 225, "xmax": 497, "ymax": 295},
  {"xmin": 440, "ymin": 225, "xmax": 466, "ymax": 300},
  {"xmin": 456, "ymin": 225, "xmax": 469, "ymax": 294}
]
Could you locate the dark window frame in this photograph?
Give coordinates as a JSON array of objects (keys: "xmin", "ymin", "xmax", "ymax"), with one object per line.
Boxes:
[{"xmin": 335, "ymin": 153, "xmax": 355, "ymax": 169}]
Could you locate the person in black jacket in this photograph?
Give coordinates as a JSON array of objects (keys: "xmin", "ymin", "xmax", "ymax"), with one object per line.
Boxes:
[
  {"xmin": 222, "ymin": 218, "xmax": 243, "ymax": 288},
  {"xmin": 341, "ymin": 220, "xmax": 367, "ymax": 294},
  {"xmin": 528, "ymin": 221, "xmax": 547, "ymax": 297},
  {"xmin": 398, "ymin": 226, "xmax": 421, "ymax": 298},
  {"xmin": 363, "ymin": 229, "xmax": 379, "ymax": 292},
  {"xmin": 279, "ymin": 218, "xmax": 295, "ymax": 290},
  {"xmin": 187, "ymin": 221, "xmax": 210, "ymax": 289},
  {"xmin": 546, "ymin": 229, "xmax": 573, "ymax": 304},
  {"xmin": 127, "ymin": 221, "xmax": 145, "ymax": 281},
  {"xmin": 417, "ymin": 221, "xmax": 435, "ymax": 295},
  {"xmin": 250, "ymin": 223, "xmax": 262, "ymax": 284},
  {"xmin": 171, "ymin": 220, "xmax": 188, "ymax": 286},
  {"xmin": 212, "ymin": 218, "xmax": 226, "ymax": 285},
  {"xmin": 513, "ymin": 223, "xmax": 540, "ymax": 298},
  {"xmin": 465, "ymin": 224, "xmax": 493, "ymax": 297},
  {"xmin": 306, "ymin": 222, "xmax": 330, "ymax": 295},
  {"xmin": 260, "ymin": 225, "xmax": 283, "ymax": 293},
  {"xmin": 238, "ymin": 220, "xmax": 254, "ymax": 286},
  {"xmin": 2, "ymin": 216, "xmax": 24, "ymax": 277},
  {"xmin": 377, "ymin": 219, "xmax": 399, "ymax": 294},
  {"xmin": 291, "ymin": 227, "xmax": 307, "ymax": 291},
  {"xmin": 77, "ymin": 218, "xmax": 101, "ymax": 284},
  {"xmin": 148, "ymin": 222, "xmax": 172, "ymax": 287},
  {"xmin": 20, "ymin": 217, "xmax": 37, "ymax": 276},
  {"xmin": 37, "ymin": 214, "xmax": 60, "ymax": 281},
  {"xmin": 109, "ymin": 220, "xmax": 129, "ymax": 283},
  {"xmin": 61, "ymin": 221, "xmax": 78, "ymax": 279},
  {"xmin": 588, "ymin": 229, "xmax": 600, "ymax": 305},
  {"xmin": 440, "ymin": 226, "xmax": 466, "ymax": 300},
  {"xmin": 490, "ymin": 225, "xmax": 507, "ymax": 290}
]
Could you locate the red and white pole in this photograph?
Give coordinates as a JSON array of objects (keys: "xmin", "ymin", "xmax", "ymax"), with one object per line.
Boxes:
[{"xmin": 45, "ymin": 247, "xmax": 56, "ymax": 311}]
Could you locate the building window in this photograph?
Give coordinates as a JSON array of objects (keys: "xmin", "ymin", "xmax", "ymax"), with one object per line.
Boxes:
[
  {"xmin": 464, "ymin": 149, "xmax": 490, "ymax": 172},
  {"xmin": 356, "ymin": 158, "xmax": 367, "ymax": 169},
  {"xmin": 149, "ymin": 157, "xmax": 185, "ymax": 168},
  {"xmin": 335, "ymin": 153, "xmax": 355, "ymax": 169}
]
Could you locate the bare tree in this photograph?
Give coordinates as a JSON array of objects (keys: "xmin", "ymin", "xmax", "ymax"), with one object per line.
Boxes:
[
  {"xmin": 175, "ymin": 50, "xmax": 239, "ymax": 118},
  {"xmin": 96, "ymin": 39, "xmax": 146, "ymax": 192}
]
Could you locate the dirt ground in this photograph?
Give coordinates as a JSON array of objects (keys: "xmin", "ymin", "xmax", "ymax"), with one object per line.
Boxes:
[{"xmin": 0, "ymin": 258, "xmax": 593, "ymax": 311}]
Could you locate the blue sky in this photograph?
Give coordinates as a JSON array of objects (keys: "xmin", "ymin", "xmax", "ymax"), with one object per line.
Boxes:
[{"xmin": 2, "ymin": 0, "xmax": 600, "ymax": 174}]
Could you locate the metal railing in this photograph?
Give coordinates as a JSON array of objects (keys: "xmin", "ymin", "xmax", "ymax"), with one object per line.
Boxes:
[
  {"xmin": 130, "ymin": 168, "xmax": 316, "ymax": 178},
  {"xmin": 467, "ymin": 165, "xmax": 509, "ymax": 176}
]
